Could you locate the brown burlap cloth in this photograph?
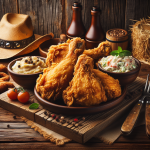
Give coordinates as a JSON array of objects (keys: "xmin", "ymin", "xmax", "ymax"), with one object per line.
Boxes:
[{"xmin": 21, "ymin": 77, "xmax": 146, "ymax": 146}]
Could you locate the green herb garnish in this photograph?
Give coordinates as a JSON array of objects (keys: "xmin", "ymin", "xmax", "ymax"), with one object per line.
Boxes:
[
  {"xmin": 110, "ymin": 46, "xmax": 132, "ymax": 57},
  {"xmin": 29, "ymin": 103, "xmax": 39, "ymax": 109}
]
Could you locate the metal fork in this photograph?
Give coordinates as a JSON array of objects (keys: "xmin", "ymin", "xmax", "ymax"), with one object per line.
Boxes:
[{"xmin": 121, "ymin": 74, "xmax": 150, "ymax": 136}]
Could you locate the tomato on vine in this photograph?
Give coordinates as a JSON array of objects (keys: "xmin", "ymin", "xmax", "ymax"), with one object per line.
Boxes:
[
  {"xmin": 18, "ymin": 91, "xmax": 30, "ymax": 103},
  {"xmin": 7, "ymin": 88, "xmax": 18, "ymax": 100},
  {"xmin": 7, "ymin": 87, "xmax": 30, "ymax": 103}
]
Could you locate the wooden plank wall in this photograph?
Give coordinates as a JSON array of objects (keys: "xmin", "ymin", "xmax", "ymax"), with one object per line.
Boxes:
[{"xmin": 0, "ymin": 0, "xmax": 150, "ymax": 38}]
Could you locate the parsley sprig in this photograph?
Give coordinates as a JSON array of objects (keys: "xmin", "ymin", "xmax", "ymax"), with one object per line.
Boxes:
[{"xmin": 110, "ymin": 46, "xmax": 131, "ymax": 57}]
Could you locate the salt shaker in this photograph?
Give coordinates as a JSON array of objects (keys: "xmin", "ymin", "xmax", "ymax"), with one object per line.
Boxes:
[
  {"xmin": 67, "ymin": 2, "xmax": 86, "ymax": 39},
  {"xmin": 85, "ymin": 6, "xmax": 105, "ymax": 49}
]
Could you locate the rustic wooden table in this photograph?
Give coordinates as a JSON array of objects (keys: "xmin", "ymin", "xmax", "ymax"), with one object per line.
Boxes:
[{"xmin": 0, "ymin": 49, "xmax": 150, "ymax": 150}]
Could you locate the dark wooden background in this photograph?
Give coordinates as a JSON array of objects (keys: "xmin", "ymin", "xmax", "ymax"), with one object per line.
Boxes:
[{"xmin": 0, "ymin": 0, "xmax": 150, "ymax": 38}]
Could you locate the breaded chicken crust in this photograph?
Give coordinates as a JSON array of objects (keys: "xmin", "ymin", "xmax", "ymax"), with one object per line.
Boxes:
[
  {"xmin": 63, "ymin": 54, "xmax": 107, "ymax": 106},
  {"xmin": 93, "ymin": 69, "xmax": 121, "ymax": 100},
  {"xmin": 36, "ymin": 38, "xmax": 85, "ymax": 102},
  {"xmin": 83, "ymin": 41, "xmax": 112, "ymax": 60}
]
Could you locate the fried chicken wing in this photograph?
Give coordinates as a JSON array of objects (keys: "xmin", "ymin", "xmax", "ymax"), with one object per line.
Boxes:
[
  {"xmin": 46, "ymin": 38, "xmax": 83, "ymax": 67},
  {"xmin": 36, "ymin": 38, "xmax": 85, "ymax": 102},
  {"xmin": 83, "ymin": 41, "xmax": 112, "ymax": 60},
  {"xmin": 93, "ymin": 69, "xmax": 121, "ymax": 100},
  {"xmin": 63, "ymin": 54, "xmax": 107, "ymax": 107},
  {"xmin": 46, "ymin": 43, "xmax": 69, "ymax": 67}
]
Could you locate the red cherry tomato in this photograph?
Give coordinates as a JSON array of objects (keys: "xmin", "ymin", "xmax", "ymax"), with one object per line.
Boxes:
[
  {"xmin": 7, "ymin": 88, "xmax": 18, "ymax": 100},
  {"xmin": 17, "ymin": 91, "xmax": 30, "ymax": 103}
]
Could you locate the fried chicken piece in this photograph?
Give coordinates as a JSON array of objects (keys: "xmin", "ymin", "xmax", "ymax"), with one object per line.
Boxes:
[
  {"xmin": 36, "ymin": 37, "xmax": 85, "ymax": 102},
  {"xmin": 83, "ymin": 41, "xmax": 112, "ymax": 60},
  {"xmin": 63, "ymin": 54, "xmax": 107, "ymax": 107},
  {"xmin": 46, "ymin": 43, "xmax": 69, "ymax": 67},
  {"xmin": 46, "ymin": 38, "xmax": 79, "ymax": 67},
  {"xmin": 93, "ymin": 69, "xmax": 121, "ymax": 100}
]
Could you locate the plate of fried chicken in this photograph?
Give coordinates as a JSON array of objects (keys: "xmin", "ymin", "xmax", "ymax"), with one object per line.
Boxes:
[{"xmin": 34, "ymin": 37, "xmax": 127, "ymax": 115}]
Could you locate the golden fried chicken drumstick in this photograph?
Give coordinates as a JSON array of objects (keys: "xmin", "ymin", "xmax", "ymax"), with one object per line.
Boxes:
[
  {"xmin": 36, "ymin": 38, "xmax": 85, "ymax": 102},
  {"xmin": 83, "ymin": 41, "xmax": 112, "ymax": 60},
  {"xmin": 63, "ymin": 54, "xmax": 107, "ymax": 107},
  {"xmin": 93, "ymin": 69, "xmax": 121, "ymax": 100}
]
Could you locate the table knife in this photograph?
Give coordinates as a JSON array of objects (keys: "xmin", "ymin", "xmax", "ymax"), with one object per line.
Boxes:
[
  {"xmin": 145, "ymin": 99, "xmax": 150, "ymax": 137},
  {"xmin": 121, "ymin": 99, "xmax": 144, "ymax": 135}
]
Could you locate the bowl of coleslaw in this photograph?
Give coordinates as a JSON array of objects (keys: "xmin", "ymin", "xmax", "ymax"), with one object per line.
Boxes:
[{"xmin": 98, "ymin": 55, "xmax": 141, "ymax": 86}]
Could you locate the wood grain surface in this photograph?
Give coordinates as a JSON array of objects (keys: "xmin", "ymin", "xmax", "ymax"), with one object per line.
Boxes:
[
  {"xmin": 0, "ymin": 0, "xmax": 150, "ymax": 149},
  {"xmin": 0, "ymin": 77, "xmax": 146, "ymax": 144},
  {"xmin": 0, "ymin": 106, "xmax": 150, "ymax": 150},
  {"xmin": 0, "ymin": 52, "xmax": 150, "ymax": 149},
  {"xmin": 0, "ymin": 0, "xmax": 150, "ymax": 38},
  {"xmin": 0, "ymin": 0, "xmax": 18, "ymax": 19},
  {"xmin": 18, "ymin": 0, "xmax": 62, "ymax": 37},
  {"xmin": 145, "ymin": 101, "xmax": 150, "ymax": 137}
]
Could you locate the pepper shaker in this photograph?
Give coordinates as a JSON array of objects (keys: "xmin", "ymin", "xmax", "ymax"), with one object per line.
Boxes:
[
  {"xmin": 67, "ymin": 2, "xmax": 86, "ymax": 39},
  {"xmin": 85, "ymin": 6, "xmax": 105, "ymax": 49}
]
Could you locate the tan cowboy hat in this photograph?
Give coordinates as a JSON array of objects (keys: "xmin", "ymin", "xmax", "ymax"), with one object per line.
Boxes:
[{"xmin": 0, "ymin": 13, "xmax": 54, "ymax": 59}]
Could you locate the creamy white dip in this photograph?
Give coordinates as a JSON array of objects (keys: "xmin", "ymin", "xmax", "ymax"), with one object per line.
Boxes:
[
  {"xmin": 12, "ymin": 56, "xmax": 47, "ymax": 74},
  {"xmin": 99, "ymin": 55, "xmax": 137, "ymax": 73}
]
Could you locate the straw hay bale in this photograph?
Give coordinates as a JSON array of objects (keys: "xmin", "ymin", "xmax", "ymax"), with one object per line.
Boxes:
[{"xmin": 131, "ymin": 18, "xmax": 150, "ymax": 64}]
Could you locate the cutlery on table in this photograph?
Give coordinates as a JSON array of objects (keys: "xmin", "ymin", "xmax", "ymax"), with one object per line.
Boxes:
[
  {"xmin": 121, "ymin": 74, "xmax": 150, "ymax": 135},
  {"xmin": 145, "ymin": 86, "xmax": 150, "ymax": 137}
]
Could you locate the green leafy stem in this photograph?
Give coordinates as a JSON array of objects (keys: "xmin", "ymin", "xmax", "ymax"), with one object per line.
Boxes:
[{"xmin": 110, "ymin": 46, "xmax": 132, "ymax": 57}]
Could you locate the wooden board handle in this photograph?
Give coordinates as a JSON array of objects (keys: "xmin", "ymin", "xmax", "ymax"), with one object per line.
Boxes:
[
  {"xmin": 145, "ymin": 101, "xmax": 150, "ymax": 138},
  {"xmin": 121, "ymin": 100, "xmax": 143, "ymax": 135}
]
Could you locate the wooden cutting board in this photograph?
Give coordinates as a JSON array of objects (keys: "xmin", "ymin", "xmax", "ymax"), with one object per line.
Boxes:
[{"xmin": 0, "ymin": 77, "xmax": 144, "ymax": 143}]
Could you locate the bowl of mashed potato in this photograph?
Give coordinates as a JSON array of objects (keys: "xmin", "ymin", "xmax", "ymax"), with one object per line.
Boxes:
[
  {"xmin": 98, "ymin": 55, "xmax": 141, "ymax": 86},
  {"xmin": 8, "ymin": 56, "xmax": 47, "ymax": 89}
]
